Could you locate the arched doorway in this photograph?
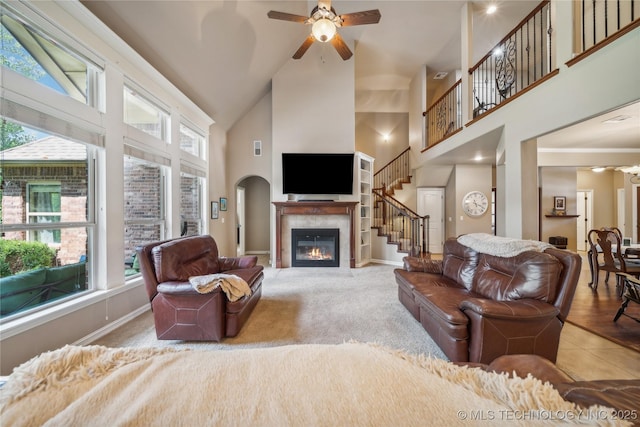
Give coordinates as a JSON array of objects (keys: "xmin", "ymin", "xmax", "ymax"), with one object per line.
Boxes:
[{"xmin": 236, "ymin": 176, "xmax": 270, "ymax": 262}]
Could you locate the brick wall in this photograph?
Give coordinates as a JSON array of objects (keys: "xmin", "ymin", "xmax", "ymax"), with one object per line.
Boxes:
[
  {"xmin": 1, "ymin": 164, "xmax": 87, "ymax": 265},
  {"xmin": 180, "ymin": 175, "xmax": 201, "ymax": 236},
  {"xmin": 124, "ymin": 161, "xmax": 162, "ymax": 259}
]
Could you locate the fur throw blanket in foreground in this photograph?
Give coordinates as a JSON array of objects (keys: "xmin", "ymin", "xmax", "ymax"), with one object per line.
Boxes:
[{"xmin": 0, "ymin": 343, "xmax": 627, "ymax": 426}]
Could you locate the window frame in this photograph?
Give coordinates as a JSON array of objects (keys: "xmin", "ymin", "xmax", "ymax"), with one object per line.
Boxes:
[
  {"xmin": 123, "ymin": 83, "xmax": 171, "ymax": 143},
  {"xmin": 0, "ymin": 5, "xmax": 105, "ymax": 109},
  {"xmin": 0, "ymin": 126, "xmax": 98, "ymax": 322},
  {"xmin": 123, "ymin": 154, "xmax": 169, "ymax": 280},
  {"xmin": 26, "ymin": 181, "xmax": 63, "ymax": 244},
  {"xmin": 179, "ymin": 170, "xmax": 205, "ymax": 237},
  {"xmin": 179, "ymin": 121, "xmax": 206, "ymax": 159},
  {"xmin": 0, "ymin": 0, "xmax": 212, "ymax": 335}
]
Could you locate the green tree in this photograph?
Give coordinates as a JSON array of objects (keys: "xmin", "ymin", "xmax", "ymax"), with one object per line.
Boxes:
[
  {"xmin": 1, "ymin": 119, "xmax": 34, "ymax": 151},
  {"xmin": 1, "ymin": 19, "xmax": 42, "ymax": 151},
  {"xmin": 0, "ymin": 20, "xmax": 43, "ymax": 222},
  {"xmin": 1, "ymin": 18, "xmax": 46, "ymax": 80}
]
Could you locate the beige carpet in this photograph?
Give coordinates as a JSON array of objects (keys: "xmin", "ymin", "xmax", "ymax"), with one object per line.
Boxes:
[
  {"xmin": 1, "ymin": 343, "xmax": 623, "ymax": 426},
  {"xmin": 95, "ymin": 263, "xmax": 447, "ymax": 359}
]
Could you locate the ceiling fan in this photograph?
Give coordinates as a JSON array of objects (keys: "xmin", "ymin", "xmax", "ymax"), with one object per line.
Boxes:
[{"xmin": 267, "ymin": 0, "xmax": 381, "ymax": 60}]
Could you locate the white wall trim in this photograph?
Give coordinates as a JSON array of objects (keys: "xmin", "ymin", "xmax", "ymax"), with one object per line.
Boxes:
[
  {"xmin": 370, "ymin": 258, "xmax": 403, "ymax": 267},
  {"xmin": 0, "ymin": 281, "xmax": 143, "ymax": 340},
  {"xmin": 74, "ymin": 305, "xmax": 150, "ymax": 346}
]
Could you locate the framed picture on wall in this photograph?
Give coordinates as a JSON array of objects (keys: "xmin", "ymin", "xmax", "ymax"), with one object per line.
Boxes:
[
  {"xmin": 554, "ymin": 196, "xmax": 566, "ymax": 211},
  {"xmin": 220, "ymin": 197, "xmax": 227, "ymax": 211},
  {"xmin": 211, "ymin": 201, "xmax": 219, "ymax": 219}
]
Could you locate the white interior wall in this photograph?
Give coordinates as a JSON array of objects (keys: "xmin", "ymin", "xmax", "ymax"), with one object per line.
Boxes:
[
  {"xmin": 226, "ymin": 92, "xmax": 273, "ymax": 255},
  {"xmin": 270, "ymin": 43, "xmax": 357, "ymax": 262}
]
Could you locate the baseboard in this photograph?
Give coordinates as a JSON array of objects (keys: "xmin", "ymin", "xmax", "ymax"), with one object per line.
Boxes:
[
  {"xmin": 74, "ymin": 305, "xmax": 150, "ymax": 346},
  {"xmin": 370, "ymin": 258, "xmax": 403, "ymax": 267}
]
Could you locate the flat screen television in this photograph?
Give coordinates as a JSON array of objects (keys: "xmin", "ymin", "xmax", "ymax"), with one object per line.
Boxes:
[{"xmin": 282, "ymin": 153, "xmax": 354, "ymax": 195}]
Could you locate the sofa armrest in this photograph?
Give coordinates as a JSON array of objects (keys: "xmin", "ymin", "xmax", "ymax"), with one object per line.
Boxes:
[
  {"xmin": 462, "ymin": 298, "xmax": 564, "ymax": 363},
  {"xmin": 460, "ymin": 298, "xmax": 559, "ymax": 320},
  {"xmin": 487, "ymin": 354, "xmax": 574, "ymax": 385},
  {"xmin": 218, "ymin": 255, "xmax": 258, "ymax": 271},
  {"xmin": 402, "ymin": 256, "xmax": 443, "ymax": 274}
]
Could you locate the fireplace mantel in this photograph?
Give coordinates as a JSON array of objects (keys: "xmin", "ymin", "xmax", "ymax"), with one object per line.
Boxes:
[{"xmin": 273, "ymin": 201, "xmax": 358, "ymax": 268}]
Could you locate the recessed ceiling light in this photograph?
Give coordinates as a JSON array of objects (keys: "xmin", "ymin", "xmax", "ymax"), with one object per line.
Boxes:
[
  {"xmin": 603, "ymin": 115, "xmax": 632, "ymax": 123},
  {"xmin": 474, "ymin": 154, "xmax": 483, "ymax": 161},
  {"xmin": 433, "ymin": 71, "xmax": 448, "ymax": 80},
  {"xmin": 486, "ymin": 5, "xmax": 497, "ymax": 14},
  {"xmin": 591, "ymin": 167, "xmax": 605, "ymax": 173}
]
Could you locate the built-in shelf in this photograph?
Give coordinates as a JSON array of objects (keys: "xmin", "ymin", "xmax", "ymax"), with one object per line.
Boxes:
[
  {"xmin": 545, "ymin": 214, "xmax": 580, "ymax": 218},
  {"xmin": 356, "ymin": 152, "xmax": 374, "ymax": 267}
]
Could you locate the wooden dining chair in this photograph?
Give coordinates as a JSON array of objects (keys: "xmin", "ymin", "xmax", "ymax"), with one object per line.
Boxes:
[
  {"xmin": 613, "ymin": 273, "xmax": 640, "ymax": 323},
  {"xmin": 587, "ymin": 228, "xmax": 640, "ymax": 294}
]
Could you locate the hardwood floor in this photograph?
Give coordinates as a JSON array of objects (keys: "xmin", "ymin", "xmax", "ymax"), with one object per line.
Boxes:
[{"xmin": 556, "ymin": 252, "xmax": 640, "ymax": 381}]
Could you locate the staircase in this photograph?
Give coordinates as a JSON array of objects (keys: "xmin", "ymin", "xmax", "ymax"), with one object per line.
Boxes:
[{"xmin": 371, "ymin": 148, "xmax": 429, "ymax": 257}]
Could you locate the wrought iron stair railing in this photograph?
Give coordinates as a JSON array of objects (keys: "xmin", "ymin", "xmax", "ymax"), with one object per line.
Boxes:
[
  {"xmin": 373, "ymin": 147, "xmax": 411, "ymax": 196},
  {"xmin": 372, "ymin": 188, "xmax": 429, "ymax": 257}
]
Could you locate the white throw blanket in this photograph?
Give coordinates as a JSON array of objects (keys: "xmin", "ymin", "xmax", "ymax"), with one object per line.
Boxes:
[
  {"xmin": 458, "ymin": 233, "xmax": 554, "ymax": 257},
  {"xmin": 189, "ymin": 273, "xmax": 251, "ymax": 302},
  {"xmin": 0, "ymin": 343, "xmax": 626, "ymax": 426}
]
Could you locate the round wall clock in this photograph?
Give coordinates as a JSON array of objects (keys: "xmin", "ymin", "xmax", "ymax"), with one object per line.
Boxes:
[{"xmin": 462, "ymin": 190, "xmax": 489, "ymax": 217}]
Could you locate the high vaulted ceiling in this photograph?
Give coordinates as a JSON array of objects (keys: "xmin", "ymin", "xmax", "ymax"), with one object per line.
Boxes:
[
  {"xmin": 80, "ymin": 0, "xmax": 638, "ymax": 168},
  {"xmin": 81, "ymin": 0, "xmax": 538, "ymax": 130}
]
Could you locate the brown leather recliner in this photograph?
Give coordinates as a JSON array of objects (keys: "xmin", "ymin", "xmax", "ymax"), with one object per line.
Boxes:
[
  {"xmin": 395, "ymin": 237, "xmax": 581, "ymax": 364},
  {"xmin": 137, "ymin": 235, "xmax": 264, "ymax": 341}
]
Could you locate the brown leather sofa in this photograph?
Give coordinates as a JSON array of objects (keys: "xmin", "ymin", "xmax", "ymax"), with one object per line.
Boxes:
[
  {"xmin": 394, "ymin": 237, "xmax": 581, "ymax": 364},
  {"xmin": 466, "ymin": 354, "xmax": 640, "ymax": 419},
  {"xmin": 137, "ymin": 235, "xmax": 263, "ymax": 341}
]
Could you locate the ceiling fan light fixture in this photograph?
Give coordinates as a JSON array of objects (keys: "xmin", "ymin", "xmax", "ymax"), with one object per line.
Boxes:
[
  {"xmin": 312, "ymin": 18, "xmax": 336, "ymax": 42},
  {"xmin": 617, "ymin": 165, "xmax": 640, "ymax": 175}
]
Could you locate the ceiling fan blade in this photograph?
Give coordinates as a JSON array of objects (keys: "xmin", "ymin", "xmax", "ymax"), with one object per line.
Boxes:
[
  {"xmin": 293, "ymin": 34, "xmax": 316, "ymax": 59},
  {"xmin": 267, "ymin": 11, "xmax": 309, "ymax": 23},
  {"xmin": 318, "ymin": 0, "xmax": 331, "ymax": 11},
  {"xmin": 330, "ymin": 33, "xmax": 352, "ymax": 60},
  {"xmin": 340, "ymin": 9, "xmax": 381, "ymax": 26}
]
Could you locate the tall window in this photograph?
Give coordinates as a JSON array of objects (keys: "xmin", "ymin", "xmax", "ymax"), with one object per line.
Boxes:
[
  {"xmin": 179, "ymin": 123, "xmax": 205, "ymax": 158},
  {"xmin": 0, "ymin": 121, "xmax": 93, "ymax": 319},
  {"xmin": 124, "ymin": 85, "xmax": 170, "ymax": 141},
  {"xmin": 0, "ymin": 8, "xmax": 102, "ymax": 107},
  {"xmin": 124, "ymin": 155, "xmax": 167, "ymax": 278}
]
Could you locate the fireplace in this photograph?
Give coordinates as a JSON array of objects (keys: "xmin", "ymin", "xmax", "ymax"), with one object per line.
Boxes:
[{"xmin": 291, "ymin": 228, "xmax": 340, "ymax": 267}]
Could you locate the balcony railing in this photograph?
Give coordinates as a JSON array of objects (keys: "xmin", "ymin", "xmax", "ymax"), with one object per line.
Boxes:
[
  {"xmin": 470, "ymin": 0, "xmax": 554, "ymax": 120},
  {"xmin": 570, "ymin": 0, "xmax": 640, "ymax": 64},
  {"xmin": 423, "ymin": 80, "xmax": 462, "ymax": 147},
  {"xmin": 424, "ymin": 0, "xmax": 639, "ymax": 150},
  {"xmin": 424, "ymin": 1, "xmax": 555, "ymax": 148}
]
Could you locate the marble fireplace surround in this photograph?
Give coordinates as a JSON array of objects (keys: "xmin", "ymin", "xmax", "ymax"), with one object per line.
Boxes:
[{"xmin": 273, "ymin": 201, "xmax": 358, "ymax": 268}]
